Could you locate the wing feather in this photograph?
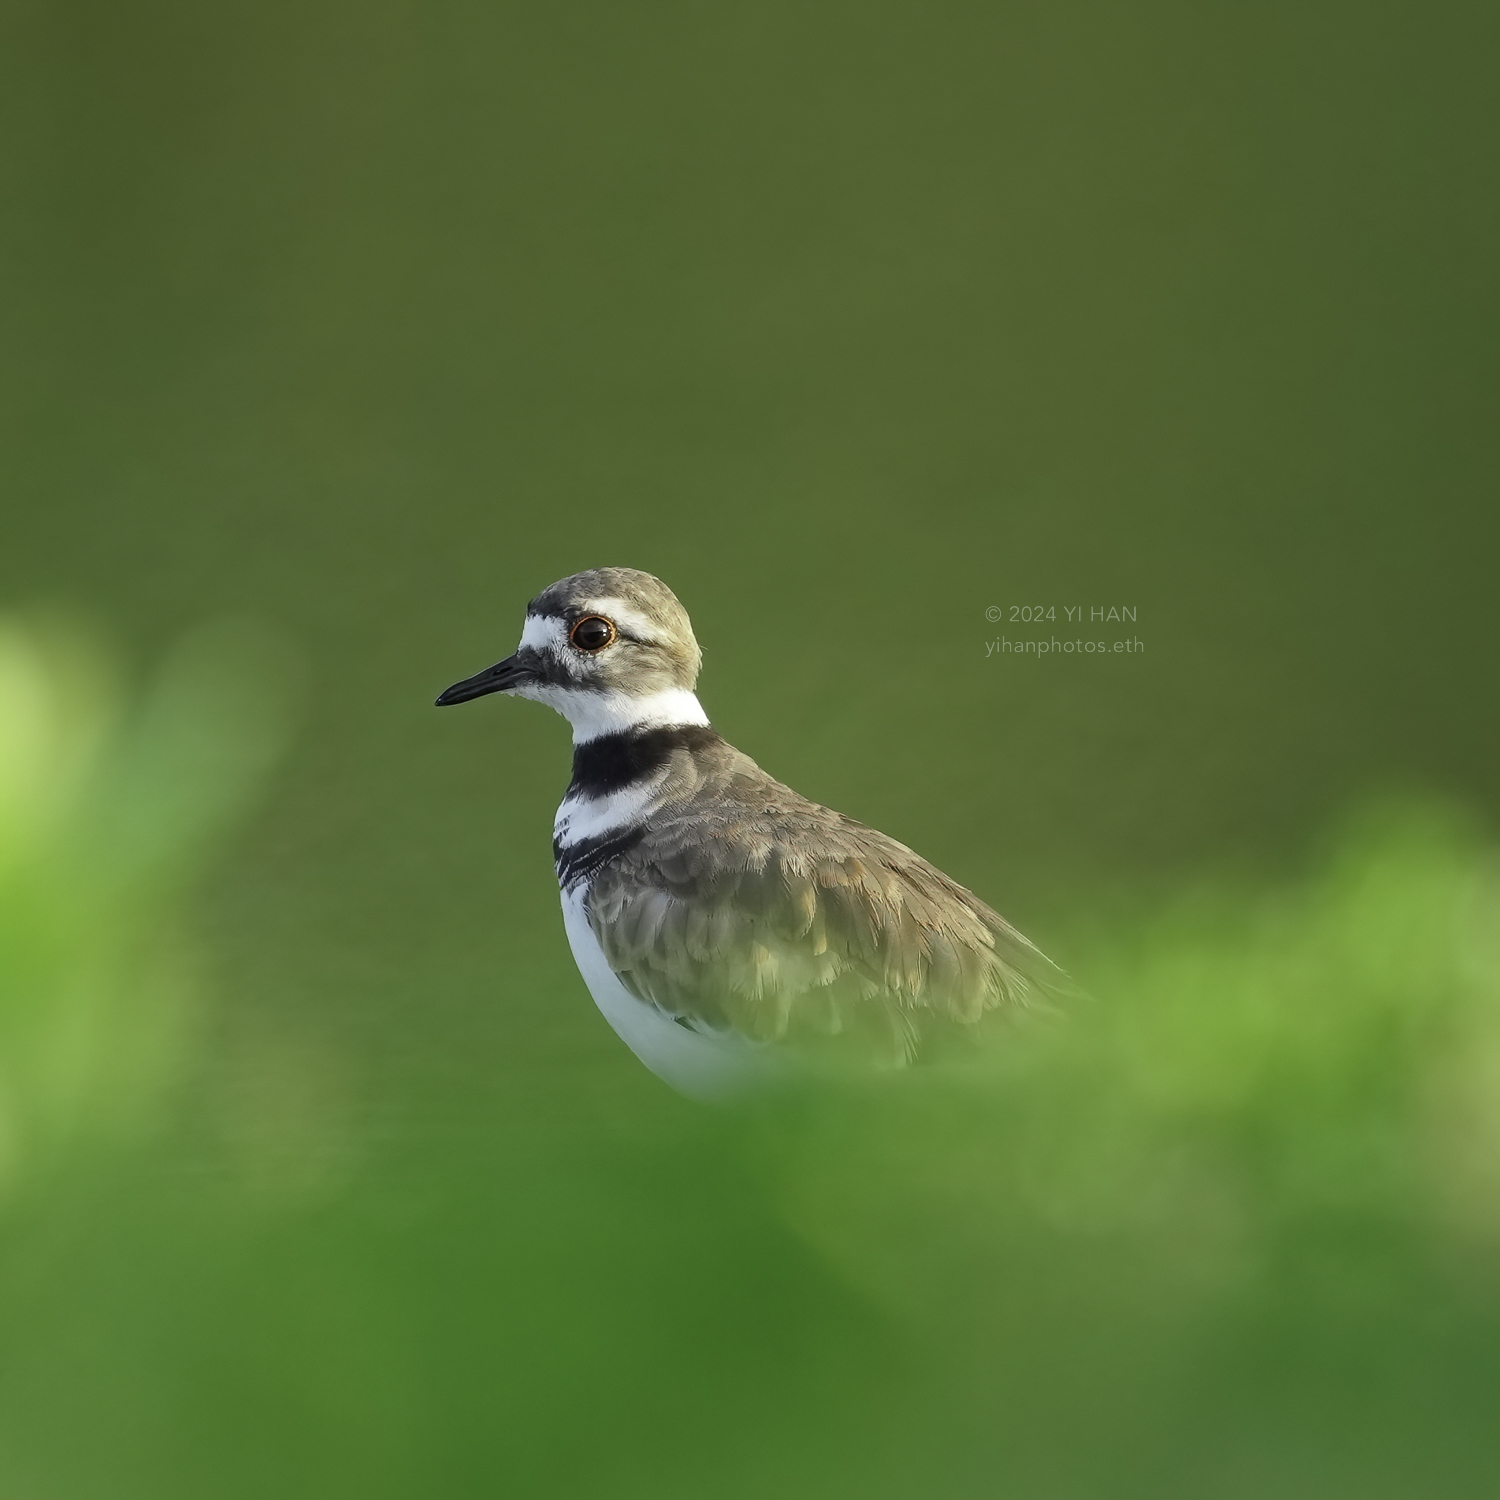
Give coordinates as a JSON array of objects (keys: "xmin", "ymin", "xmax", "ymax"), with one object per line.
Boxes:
[{"xmin": 584, "ymin": 769, "xmax": 1067, "ymax": 1062}]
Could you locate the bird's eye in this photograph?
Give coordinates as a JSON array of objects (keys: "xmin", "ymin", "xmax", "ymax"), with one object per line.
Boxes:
[{"xmin": 569, "ymin": 615, "xmax": 616, "ymax": 653}]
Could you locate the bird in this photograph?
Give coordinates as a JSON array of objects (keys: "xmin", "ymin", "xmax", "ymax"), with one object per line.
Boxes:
[{"xmin": 436, "ymin": 568, "xmax": 1067, "ymax": 1099}]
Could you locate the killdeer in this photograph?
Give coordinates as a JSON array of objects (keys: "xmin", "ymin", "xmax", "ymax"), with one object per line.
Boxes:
[{"xmin": 437, "ymin": 568, "xmax": 1065, "ymax": 1098}]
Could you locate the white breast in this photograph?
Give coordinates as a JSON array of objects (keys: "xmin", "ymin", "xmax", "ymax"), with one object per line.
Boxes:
[{"xmin": 560, "ymin": 886, "xmax": 773, "ymax": 1101}]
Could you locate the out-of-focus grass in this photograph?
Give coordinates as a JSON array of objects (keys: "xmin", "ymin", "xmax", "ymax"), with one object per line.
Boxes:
[
  {"xmin": 755, "ymin": 802, "xmax": 1500, "ymax": 1494},
  {"xmin": 778, "ymin": 803, "xmax": 1500, "ymax": 1304},
  {"xmin": 0, "ymin": 624, "xmax": 1497, "ymax": 1497},
  {"xmin": 0, "ymin": 617, "xmax": 294, "ymax": 1194}
]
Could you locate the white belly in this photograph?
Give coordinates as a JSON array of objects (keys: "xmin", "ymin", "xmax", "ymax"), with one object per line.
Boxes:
[{"xmin": 561, "ymin": 887, "xmax": 772, "ymax": 1101}]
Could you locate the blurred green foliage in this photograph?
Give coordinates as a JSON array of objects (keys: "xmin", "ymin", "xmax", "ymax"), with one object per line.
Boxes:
[
  {"xmin": 0, "ymin": 627, "xmax": 1497, "ymax": 1496},
  {"xmin": 0, "ymin": 619, "xmax": 293, "ymax": 1193}
]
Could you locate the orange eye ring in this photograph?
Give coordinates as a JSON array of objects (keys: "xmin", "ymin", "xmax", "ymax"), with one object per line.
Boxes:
[{"xmin": 569, "ymin": 615, "xmax": 616, "ymax": 653}]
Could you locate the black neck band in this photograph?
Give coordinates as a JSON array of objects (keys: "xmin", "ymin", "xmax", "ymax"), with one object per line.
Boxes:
[{"xmin": 568, "ymin": 723, "xmax": 721, "ymax": 799}]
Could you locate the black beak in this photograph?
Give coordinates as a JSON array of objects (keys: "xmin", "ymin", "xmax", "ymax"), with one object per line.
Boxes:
[{"xmin": 435, "ymin": 654, "xmax": 530, "ymax": 707}]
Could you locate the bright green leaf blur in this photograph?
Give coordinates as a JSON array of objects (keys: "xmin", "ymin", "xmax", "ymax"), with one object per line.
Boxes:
[
  {"xmin": 1, "ymin": 626, "xmax": 1498, "ymax": 1497},
  {"xmin": 0, "ymin": 619, "xmax": 294, "ymax": 1192}
]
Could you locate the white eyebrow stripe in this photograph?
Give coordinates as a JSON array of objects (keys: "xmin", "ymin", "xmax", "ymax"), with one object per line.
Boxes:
[
  {"xmin": 519, "ymin": 614, "xmax": 567, "ymax": 652},
  {"xmin": 586, "ymin": 598, "xmax": 667, "ymax": 644},
  {"xmin": 521, "ymin": 602, "xmax": 662, "ymax": 651}
]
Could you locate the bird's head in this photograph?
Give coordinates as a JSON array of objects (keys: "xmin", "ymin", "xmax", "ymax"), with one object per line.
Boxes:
[{"xmin": 435, "ymin": 567, "xmax": 706, "ymax": 742}]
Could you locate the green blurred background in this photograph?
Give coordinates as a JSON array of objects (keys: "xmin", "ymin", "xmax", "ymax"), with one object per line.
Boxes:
[{"xmin": 2, "ymin": 3, "xmax": 1498, "ymax": 1496}]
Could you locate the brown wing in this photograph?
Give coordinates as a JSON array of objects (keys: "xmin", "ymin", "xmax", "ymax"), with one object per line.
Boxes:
[{"xmin": 585, "ymin": 793, "xmax": 1064, "ymax": 1062}]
